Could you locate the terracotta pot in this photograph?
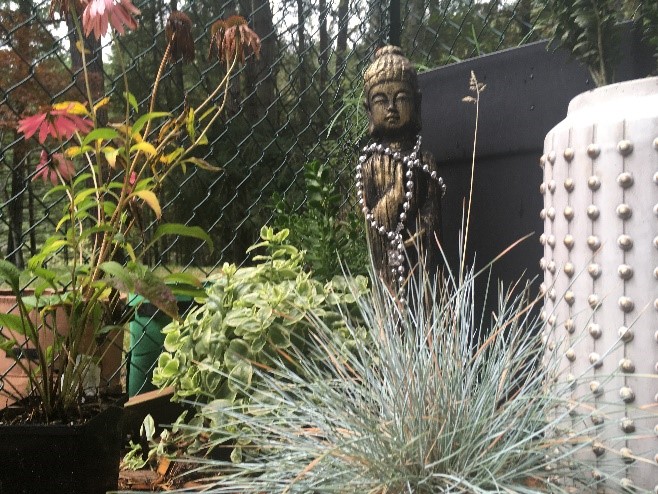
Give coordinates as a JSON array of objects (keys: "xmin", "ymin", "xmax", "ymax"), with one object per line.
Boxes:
[
  {"xmin": 0, "ymin": 291, "xmax": 122, "ymax": 408},
  {"xmin": 541, "ymin": 77, "xmax": 658, "ymax": 491}
]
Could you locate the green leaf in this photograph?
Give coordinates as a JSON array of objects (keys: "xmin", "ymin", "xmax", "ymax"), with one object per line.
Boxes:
[
  {"xmin": 164, "ymin": 331, "xmax": 182, "ymax": 352},
  {"xmin": 0, "ymin": 260, "xmax": 21, "ymax": 293},
  {"xmin": 228, "ymin": 360, "xmax": 253, "ymax": 390},
  {"xmin": 95, "ymin": 325, "xmax": 125, "ymax": 337},
  {"xmin": 123, "ymin": 91, "xmax": 138, "ymax": 112},
  {"xmin": 152, "ymin": 224, "xmax": 214, "ymax": 252},
  {"xmin": 183, "ymin": 157, "xmax": 220, "ymax": 171},
  {"xmin": 164, "ymin": 272, "xmax": 203, "ymax": 288},
  {"xmin": 81, "ymin": 127, "xmax": 120, "ymax": 146},
  {"xmin": 0, "ymin": 313, "xmax": 28, "ymax": 335},
  {"xmin": 159, "ymin": 355, "xmax": 180, "ymax": 379},
  {"xmin": 224, "ymin": 339, "xmax": 250, "ymax": 371},
  {"xmin": 0, "ymin": 336, "xmax": 16, "ymax": 355},
  {"xmin": 268, "ymin": 324, "xmax": 291, "ymax": 349},
  {"xmin": 186, "ymin": 107, "xmax": 196, "ymax": 141},
  {"xmin": 100, "ymin": 261, "xmax": 135, "ymax": 291},
  {"xmin": 132, "ymin": 111, "xmax": 170, "ymax": 136}
]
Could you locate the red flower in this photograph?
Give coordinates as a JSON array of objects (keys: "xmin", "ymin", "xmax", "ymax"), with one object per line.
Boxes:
[
  {"xmin": 18, "ymin": 104, "xmax": 93, "ymax": 144},
  {"xmin": 209, "ymin": 15, "xmax": 261, "ymax": 64},
  {"xmin": 34, "ymin": 151, "xmax": 76, "ymax": 185},
  {"xmin": 82, "ymin": 0, "xmax": 140, "ymax": 40}
]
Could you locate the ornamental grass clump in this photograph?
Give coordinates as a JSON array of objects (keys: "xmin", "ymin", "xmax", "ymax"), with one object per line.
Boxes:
[{"xmin": 167, "ymin": 261, "xmax": 617, "ymax": 493}]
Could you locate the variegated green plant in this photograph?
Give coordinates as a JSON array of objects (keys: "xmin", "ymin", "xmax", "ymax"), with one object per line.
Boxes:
[{"xmin": 151, "ymin": 227, "xmax": 368, "ymax": 455}]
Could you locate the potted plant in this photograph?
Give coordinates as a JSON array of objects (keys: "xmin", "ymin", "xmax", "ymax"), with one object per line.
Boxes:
[
  {"xmin": 535, "ymin": 1, "xmax": 658, "ymax": 490},
  {"xmin": 0, "ymin": 3, "xmax": 261, "ymax": 492}
]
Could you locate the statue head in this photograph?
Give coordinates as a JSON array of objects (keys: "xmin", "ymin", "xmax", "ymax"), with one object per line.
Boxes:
[{"xmin": 363, "ymin": 46, "xmax": 421, "ymax": 140}]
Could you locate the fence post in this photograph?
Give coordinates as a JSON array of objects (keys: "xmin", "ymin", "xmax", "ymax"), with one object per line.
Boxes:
[{"xmin": 389, "ymin": 0, "xmax": 400, "ymax": 46}]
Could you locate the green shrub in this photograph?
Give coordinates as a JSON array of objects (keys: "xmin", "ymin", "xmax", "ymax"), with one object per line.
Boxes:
[
  {"xmin": 272, "ymin": 160, "xmax": 368, "ymax": 279},
  {"xmin": 152, "ymin": 226, "xmax": 368, "ymax": 453}
]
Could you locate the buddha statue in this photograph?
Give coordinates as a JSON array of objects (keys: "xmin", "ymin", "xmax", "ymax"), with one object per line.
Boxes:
[{"xmin": 356, "ymin": 45, "xmax": 444, "ymax": 298}]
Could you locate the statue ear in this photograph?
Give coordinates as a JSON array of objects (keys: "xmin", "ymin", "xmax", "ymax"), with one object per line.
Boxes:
[{"xmin": 364, "ymin": 98, "xmax": 376, "ymax": 136}]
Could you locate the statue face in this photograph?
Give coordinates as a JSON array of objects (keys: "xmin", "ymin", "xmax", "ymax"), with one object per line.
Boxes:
[{"xmin": 367, "ymin": 80, "xmax": 417, "ymax": 138}]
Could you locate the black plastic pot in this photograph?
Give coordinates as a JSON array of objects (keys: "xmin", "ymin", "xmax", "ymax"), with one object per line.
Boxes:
[{"xmin": 0, "ymin": 403, "xmax": 124, "ymax": 494}]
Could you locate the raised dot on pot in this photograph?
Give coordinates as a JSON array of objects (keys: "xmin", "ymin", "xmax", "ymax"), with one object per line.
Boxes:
[
  {"xmin": 587, "ymin": 235, "xmax": 601, "ymax": 251},
  {"xmin": 590, "ymin": 380, "xmax": 603, "ymax": 396},
  {"xmin": 588, "ymin": 323, "xmax": 602, "ymax": 339},
  {"xmin": 618, "ymin": 296, "xmax": 634, "ymax": 313},
  {"xmin": 587, "ymin": 263, "xmax": 601, "ymax": 278},
  {"xmin": 618, "ymin": 358, "xmax": 635, "ymax": 373},
  {"xmin": 591, "ymin": 441, "xmax": 605, "ymax": 457},
  {"xmin": 563, "ymin": 206, "xmax": 574, "ymax": 220},
  {"xmin": 620, "ymin": 417, "xmax": 635, "ymax": 433},
  {"xmin": 564, "ymin": 262, "xmax": 575, "ymax": 277},
  {"xmin": 589, "ymin": 352, "xmax": 602, "ymax": 368},
  {"xmin": 564, "ymin": 290, "xmax": 575, "ymax": 306},
  {"xmin": 617, "ymin": 139, "xmax": 633, "ymax": 156},
  {"xmin": 617, "ymin": 234, "xmax": 633, "ymax": 251},
  {"xmin": 620, "ymin": 447, "xmax": 634, "ymax": 464},
  {"xmin": 564, "ymin": 177, "xmax": 575, "ymax": 191},
  {"xmin": 617, "ymin": 264, "xmax": 633, "ymax": 280},
  {"xmin": 618, "ymin": 326, "xmax": 633, "ymax": 342},
  {"xmin": 616, "ymin": 203, "xmax": 632, "ymax": 220},
  {"xmin": 616, "ymin": 171, "xmax": 634, "ymax": 188},
  {"xmin": 619, "ymin": 386, "xmax": 635, "ymax": 403}
]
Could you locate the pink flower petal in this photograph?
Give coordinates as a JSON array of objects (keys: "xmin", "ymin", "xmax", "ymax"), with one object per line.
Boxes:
[{"xmin": 17, "ymin": 113, "xmax": 47, "ymax": 140}]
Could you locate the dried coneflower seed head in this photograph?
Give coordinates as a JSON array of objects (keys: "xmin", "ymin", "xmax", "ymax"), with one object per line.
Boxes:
[
  {"xmin": 166, "ymin": 11, "xmax": 195, "ymax": 63},
  {"xmin": 209, "ymin": 15, "xmax": 260, "ymax": 64}
]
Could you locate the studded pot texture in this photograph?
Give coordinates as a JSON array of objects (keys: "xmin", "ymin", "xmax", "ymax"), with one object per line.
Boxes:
[{"xmin": 542, "ymin": 77, "xmax": 658, "ymax": 491}]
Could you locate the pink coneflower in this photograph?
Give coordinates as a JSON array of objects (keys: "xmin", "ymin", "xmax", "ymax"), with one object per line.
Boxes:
[
  {"xmin": 82, "ymin": 0, "xmax": 141, "ymax": 40},
  {"xmin": 34, "ymin": 151, "xmax": 76, "ymax": 186},
  {"xmin": 18, "ymin": 104, "xmax": 93, "ymax": 144},
  {"xmin": 209, "ymin": 15, "xmax": 261, "ymax": 64}
]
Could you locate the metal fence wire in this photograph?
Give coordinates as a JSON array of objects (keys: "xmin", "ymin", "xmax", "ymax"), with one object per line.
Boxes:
[
  {"xmin": 1, "ymin": 0, "xmax": 546, "ymax": 272},
  {"xmin": 0, "ymin": 0, "xmax": 545, "ymax": 396}
]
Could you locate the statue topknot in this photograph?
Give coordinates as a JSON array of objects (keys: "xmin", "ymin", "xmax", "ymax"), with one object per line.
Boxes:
[{"xmin": 363, "ymin": 45, "xmax": 418, "ymax": 98}]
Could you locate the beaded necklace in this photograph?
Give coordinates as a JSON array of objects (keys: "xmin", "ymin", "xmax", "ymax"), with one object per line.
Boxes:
[{"xmin": 355, "ymin": 135, "xmax": 446, "ymax": 296}]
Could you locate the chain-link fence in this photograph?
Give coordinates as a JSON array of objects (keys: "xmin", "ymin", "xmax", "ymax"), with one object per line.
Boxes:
[
  {"xmin": 1, "ymin": 0, "xmax": 547, "ymax": 272},
  {"xmin": 1, "ymin": 0, "xmax": 548, "ymax": 399}
]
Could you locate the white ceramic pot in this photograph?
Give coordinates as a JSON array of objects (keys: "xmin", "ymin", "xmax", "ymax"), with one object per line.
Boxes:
[{"xmin": 541, "ymin": 77, "xmax": 658, "ymax": 491}]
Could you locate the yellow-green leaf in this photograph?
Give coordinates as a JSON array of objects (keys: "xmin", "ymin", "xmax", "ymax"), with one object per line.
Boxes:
[
  {"xmin": 93, "ymin": 97, "xmax": 111, "ymax": 112},
  {"xmin": 130, "ymin": 141, "xmax": 157, "ymax": 157},
  {"xmin": 105, "ymin": 148, "xmax": 119, "ymax": 168},
  {"xmin": 53, "ymin": 101, "xmax": 88, "ymax": 115},
  {"xmin": 186, "ymin": 108, "xmax": 196, "ymax": 141},
  {"xmin": 160, "ymin": 147, "xmax": 183, "ymax": 165},
  {"xmin": 130, "ymin": 190, "xmax": 161, "ymax": 218}
]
